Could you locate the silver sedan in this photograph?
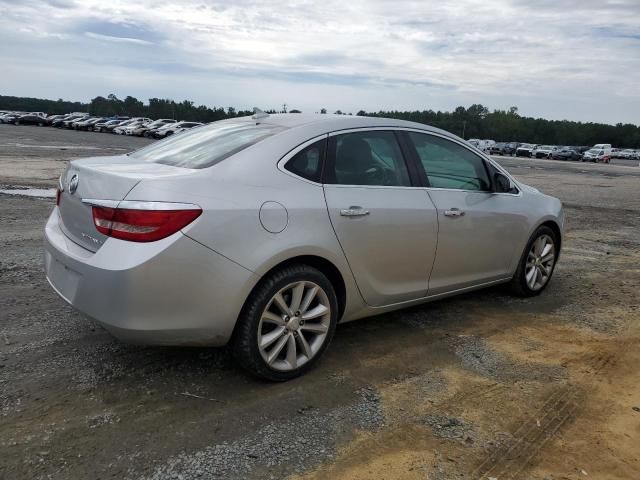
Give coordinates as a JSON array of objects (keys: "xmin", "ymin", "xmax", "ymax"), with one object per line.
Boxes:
[{"xmin": 44, "ymin": 113, "xmax": 564, "ymax": 380}]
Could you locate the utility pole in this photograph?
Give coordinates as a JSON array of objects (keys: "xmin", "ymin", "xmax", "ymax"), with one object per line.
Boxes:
[{"xmin": 282, "ymin": 103, "xmax": 288, "ymax": 114}]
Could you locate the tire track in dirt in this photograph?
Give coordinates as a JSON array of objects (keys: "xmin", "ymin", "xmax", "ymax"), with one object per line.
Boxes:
[{"xmin": 472, "ymin": 333, "xmax": 635, "ymax": 479}]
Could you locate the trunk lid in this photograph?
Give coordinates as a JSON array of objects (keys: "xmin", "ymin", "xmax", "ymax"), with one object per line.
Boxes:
[{"xmin": 58, "ymin": 155, "xmax": 194, "ymax": 252}]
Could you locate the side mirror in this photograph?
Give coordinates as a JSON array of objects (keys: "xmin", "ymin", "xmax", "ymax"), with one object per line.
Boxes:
[{"xmin": 494, "ymin": 172, "xmax": 516, "ymax": 193}]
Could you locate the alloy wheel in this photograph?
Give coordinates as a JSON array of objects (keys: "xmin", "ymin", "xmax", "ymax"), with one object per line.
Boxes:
[
  {"xmin": 525, "ymin": 234, "xmax": 555, "ymax": 291},
  {"xmin": 257, "ymin": 281, "xmax": 331, "ymax": 372}
]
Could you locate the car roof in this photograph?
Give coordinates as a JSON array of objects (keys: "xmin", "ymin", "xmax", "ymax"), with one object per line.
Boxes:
[{"xmin": 236, "ymin": 113, "xmax": 462, "ymax": 141}]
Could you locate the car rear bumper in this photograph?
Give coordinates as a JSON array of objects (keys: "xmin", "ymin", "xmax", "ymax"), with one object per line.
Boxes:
[{"xmin": 44, "ymin": 208, "xmax": 257, "ymax": 346}]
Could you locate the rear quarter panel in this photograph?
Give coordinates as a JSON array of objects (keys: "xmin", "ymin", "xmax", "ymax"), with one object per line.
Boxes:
[{"xmin": 123, "ymin": 130, "xmax": 366, "ymax": 321}]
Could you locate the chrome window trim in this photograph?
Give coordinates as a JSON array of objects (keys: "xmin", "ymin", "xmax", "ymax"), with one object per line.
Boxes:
[
  {"xmin": 323, "ymin": 184, "xmax": 427, "ymax": 191},
  {"xmin": 278, "ymin": 127, "xmax": 521, "ymax": 196}
]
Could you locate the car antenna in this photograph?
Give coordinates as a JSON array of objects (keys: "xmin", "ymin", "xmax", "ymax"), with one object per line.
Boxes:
[{"xmin": 252, "ymin": 107, "xmax": 269, "ymax": 124}]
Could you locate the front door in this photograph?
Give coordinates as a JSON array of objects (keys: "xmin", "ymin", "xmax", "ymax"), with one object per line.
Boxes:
[{"xmin": 405, "ymin": 130, "xmax": 528, "ymax": 295}]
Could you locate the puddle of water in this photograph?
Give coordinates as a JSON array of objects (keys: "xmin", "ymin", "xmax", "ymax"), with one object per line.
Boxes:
[{"xmin": 0, "ymin": 187, "xmax": 56, "ymax": 198}]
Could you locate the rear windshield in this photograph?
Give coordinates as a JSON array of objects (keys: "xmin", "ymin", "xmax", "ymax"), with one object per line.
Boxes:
[{"xmin": 129, "ymin": 121, "xmax": 287, "ymax": 169}]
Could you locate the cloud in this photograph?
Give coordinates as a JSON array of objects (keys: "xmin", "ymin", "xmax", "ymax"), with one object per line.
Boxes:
[
  {"xmin": 84, "ymin": 32, "xmax": 152, "ymax": 45},
  {"xmin": 0, "ymin": 0, "xmax": 639, "ymax": 124}
]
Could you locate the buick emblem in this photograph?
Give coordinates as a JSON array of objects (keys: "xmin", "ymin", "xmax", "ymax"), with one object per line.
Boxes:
[{"xmin": 68, "ymin": 174, "xmax": 79, "ymax": 194}]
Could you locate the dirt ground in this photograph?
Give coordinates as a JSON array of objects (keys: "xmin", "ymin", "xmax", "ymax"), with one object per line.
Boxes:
[{"xmin": 0, "ymin": 124, "xmax": 639, "ymax": 480}]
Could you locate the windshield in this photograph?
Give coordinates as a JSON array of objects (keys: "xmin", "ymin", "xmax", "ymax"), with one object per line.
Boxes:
[{"xmin": 129, "ymin": 121, "xmax": 287, "ymax": 169}]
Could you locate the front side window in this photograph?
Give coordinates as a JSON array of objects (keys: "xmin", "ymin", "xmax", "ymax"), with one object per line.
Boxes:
[
  {"xmin": 129, "ymin": 121, "xmax": 287, "ymax": 169},
  {"xmin": 324, "ymin": 131, "xmax": 411, "ymax": 186},
  {"xmin": 408, "ymin": 132, "xmax": 490, "ymax": 191},
  {"xmin": 284, "ymin": 139, "xmax": 325, "ymax": 182}
]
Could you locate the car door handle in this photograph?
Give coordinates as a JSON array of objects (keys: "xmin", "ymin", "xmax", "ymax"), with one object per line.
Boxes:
[
  {"xmin": 340, "ymin": 206, "xmax": 370, "ymax": 217},
  {"xmin": 443, "ymin": 208, "xmax": 465, "ymax": 217}
]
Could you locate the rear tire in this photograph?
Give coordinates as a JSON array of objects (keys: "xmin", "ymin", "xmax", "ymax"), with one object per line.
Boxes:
[
  {"xmin": 232, "ymin": 264, "xmax": 338, "ymax": 381},
  {"xmin": 509, "ymin": 225, "xmax": 558, "ymax": 297}
]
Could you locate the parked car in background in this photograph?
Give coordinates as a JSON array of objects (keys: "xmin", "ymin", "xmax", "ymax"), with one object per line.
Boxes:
[
  {"xmin": 489, "ymin": 142, "xmax": 518, "ymax": 156},
  {"xmin": 574, "ymin": 146, "xmax": 591, "ymax": 155},
  {"xmin": 100, "ymin": 119, "xmax": 132, "ymax": 133},
  {"xmin": 483, "ymin": 140, "xmax": 496, "ymax": 152},
  {"xmin": 1, "ymin": 112, "xmax": 25, "ymax": 124},
  {"xmin": 515, "ymin": 143, "xmax": 536, "ymax": 157},
  {"xmin": 70, "ymin": 117, "xmax": 95, "ymax": 129},
  {"xmin": 46, "ymin": 114, "xmax": 67, "ymax": 125},
  {"xmin": 62, "ymin": 115, "xmax": 89, "ymax": 128},
  {"xmin": 152, "ymin": 121, "xmax": 203, "ymax": 138},
  {"xmin": 532, "ymin": 145, "xmax": 558, "ymax": 159},
  {"xmin": 109, "ymin": 118, "xmax": 139, "ymax": 134},
  {"xmin": 551, "ymin": 147, "xmax": 582, "ymax": 161},
  {"xmin": 51, "ymin": 114, "xmax": 86, "ymax": 128},
  {"xmin": 617, "ymin": 149, "xmax": 636, "ymax": 159},
  {"xmin": 132, "ymin": 119, "xmax": 176, "ymax": 137},
  {"xmin": 45, "ymin": 113, "xmax": 564, "ymax": 380},
  {"xmin": 94, "ymin": 117, "xmax": 130, "ymax": 132},
  {"xmin": 114, "ymin": 118, "xmax": 151, "ymax": 135},
  {"xmin": 74, "ymin": 117, "xmax": 104, "ymax": 131},
  {"xmin": 14, "ymin": 112, "xmax": 48, "ymax": 126},
  {"xmin": 123, "ymin": 119, "xmax": 156, "ymax": 136},
  {"xmin": 467, "ymin": 139, "xmax": 495, "ymax": 153},
  {"xmin": 146, "ymin": 122, "xmax": 177, "ymax": 138}
]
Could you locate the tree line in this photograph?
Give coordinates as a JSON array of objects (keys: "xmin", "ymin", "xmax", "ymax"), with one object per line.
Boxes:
[{"xmin": 1, "ymin": 94, "xmax": 638, "ymax": 147}]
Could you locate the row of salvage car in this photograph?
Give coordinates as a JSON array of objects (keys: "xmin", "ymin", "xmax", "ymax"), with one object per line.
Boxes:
[
  {"xmin": 513, "ymin": 143, "xmax": 623, "ymax": 162},
  {"xmin": 466, "ymin": 139, "xmax": 637, "ymax": 163},
  {"xmin": 0, "ymin": 111, "xmax": 203, "ymax": 139}
]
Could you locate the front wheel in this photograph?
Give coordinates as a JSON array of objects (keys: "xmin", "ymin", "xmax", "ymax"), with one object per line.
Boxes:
[
  {"xmin": 509, "ymin": 226, "xmax": 558, "ymax": 297},
  {"xmin": 232, "ymin": 264, "xmax": 338, "ymax": 381}
]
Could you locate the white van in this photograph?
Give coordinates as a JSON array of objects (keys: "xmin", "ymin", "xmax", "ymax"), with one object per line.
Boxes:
[
  {"xmin": 583, "ymin": 144, "xmax": 612, "ymax": 163},
  {"xmin": 467, "ymin": 139, "xmax": 494, "ymax": 152}
]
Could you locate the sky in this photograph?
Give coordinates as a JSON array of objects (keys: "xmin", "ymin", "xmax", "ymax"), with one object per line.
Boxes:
[{"xmin": 1, "ymin": 0, "xmax": 639, "ymax": 124}]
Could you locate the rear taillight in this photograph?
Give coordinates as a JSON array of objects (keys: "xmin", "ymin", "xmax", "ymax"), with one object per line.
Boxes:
[{"xmin": 91, "ymin": 203, "xmax": 201, "ymax": 242}]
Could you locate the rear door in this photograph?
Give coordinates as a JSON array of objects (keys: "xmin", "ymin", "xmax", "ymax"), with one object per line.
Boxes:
[
  {"xmin": 404, "ymin": 131, "xmax": 529, "ymax": 295},
  {"xmin": 323, "ymin": 129, "xmax": 438, "ymax": 307}
]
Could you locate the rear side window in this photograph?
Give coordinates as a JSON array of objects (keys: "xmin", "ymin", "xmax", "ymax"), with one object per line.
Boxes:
[
  {"xmin": 284, "ymin": 139, "xmax": 325, "ymax": 182},
  {"xmin": 408, "ymin": 132, "xmax": 490, "ymax": 191},
  {"xmin": 129, "ymin": 121, "xmax": 287, "ymax": 169}
]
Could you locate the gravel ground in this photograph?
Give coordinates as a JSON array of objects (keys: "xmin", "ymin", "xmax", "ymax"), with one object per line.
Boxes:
[{"xmin": 1, "ymin": 124, "xmax": 639, "ymax": 480}]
